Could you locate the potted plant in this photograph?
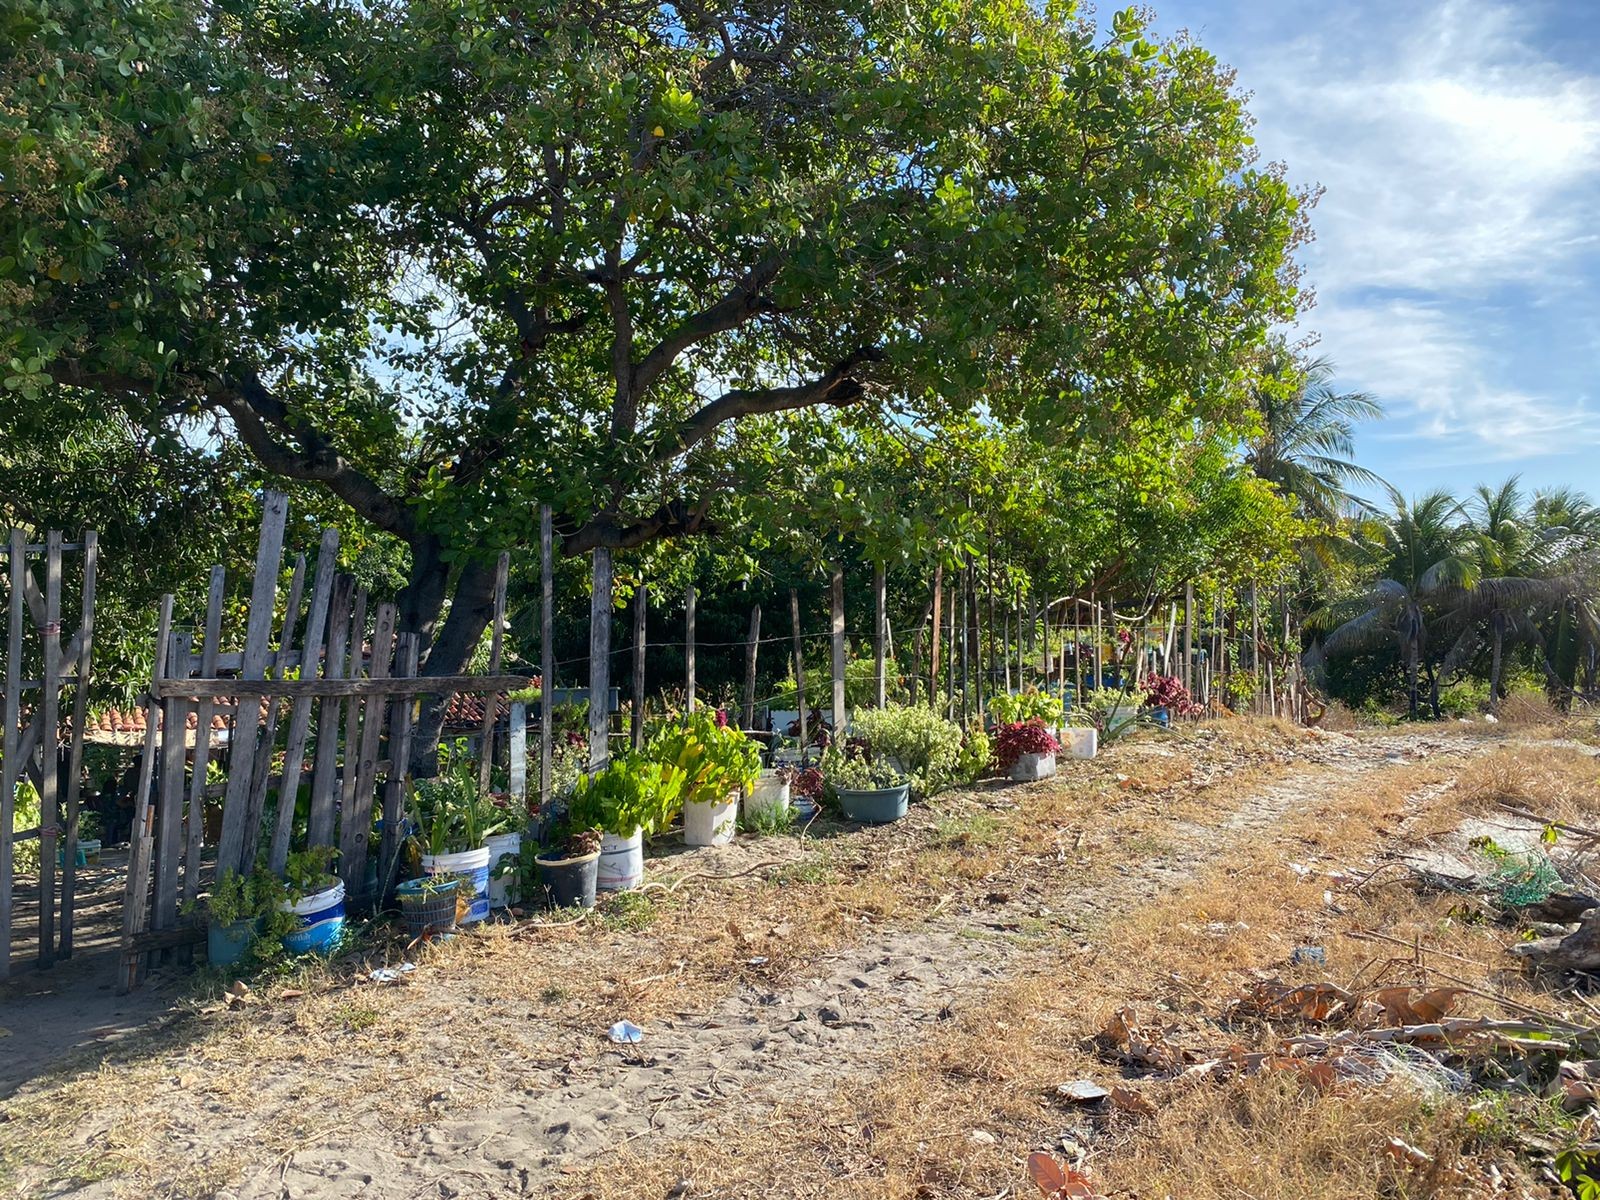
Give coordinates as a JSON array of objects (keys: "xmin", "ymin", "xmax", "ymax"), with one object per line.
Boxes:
[
  {"xmin": 791, "ymin": 766, "xmax": 825, "ymax": 822},
  {"xmin": 651, "ymin": 710, "xmax": 760, "ymax": 847},
  {"xmin": 190, "ymin": 865, "xmax": 291, "ymax": 967},
  {"xmin": 395, "ymin": 871, "xmax": 467, "ymax": 938},
  {"xmin": 532, "ymin": 825, "xmax": 603, "ymax": 910},
  {"xmin": 1141, "ymin": 674, "xmax": 1201, "ymax": 728},
  {"xmin": 279, "ymin": 845, "xmax": 346, "ymax": 956},
  {"xmin": 568, "ymin": 751, "xmax": 687, "ymax": 891},
  {"xmin": 849, "ymin": 703, "xmax": 976, "ymax": 797},
  {"xmin": 745, "ymin": 763, "xmax": 795, "ymax": 823},
  {"xmin": 408, "ymin": 763, "xmax": 510, "ymax": 925},
  {"xmin": 994, "ymin": 719, "xmax": 1061, "ymax": 782},
  {"xmin": 988, "ymin": 688, "xmax": 1065, "ymax": 731},
  {"xmin": 821, "ymin": 742, "xmax": 911, "ymax": 824}
]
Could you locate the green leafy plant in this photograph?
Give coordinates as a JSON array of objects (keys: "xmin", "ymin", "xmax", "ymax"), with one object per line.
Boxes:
[
  {"xmin": 955, "ymin": 724, "xmax": 992, "ymax": 785},
  {"xmin": 849, "ymin": 704, "xmax": 968, "ymax": 797},
  {"xmin": 408, "ymin": 753, "xmax": 510, "ymax": 856},
  {"xmin": 820, "ymin": 743, "xmax": 907, "ymax": 792},
  {"xmin": 567, "ymin": 752, "xmax": 688, "ymax": 838},
  {"xmin": 10, "ymin": 781, "xmax": 41, "ymax": 873},
  {"xmin": 989, "ymin": 688, "xmax": 1065, "ymax": 727},
  {"xmin": 648, "ymin": 710, "xmax": 760, "ymax": 807},
  {"xmin": 282, "ymin": 845, "xmax": 339, "ymax": 902}
]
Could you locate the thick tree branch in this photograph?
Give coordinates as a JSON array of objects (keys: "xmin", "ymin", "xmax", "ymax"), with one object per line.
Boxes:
[
  {"xmin": 631, "ymin": 252, "xmax": 787, "ymax": 396},
  {"xmin": 656, "ymin": 347, "xmax": 884, "ymax": 462}
]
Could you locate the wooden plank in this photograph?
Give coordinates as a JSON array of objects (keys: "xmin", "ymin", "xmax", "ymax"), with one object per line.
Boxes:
[
  {"xmin": 213, "ymin": 491, "xmax": 289, "ymax": 880},
  {"xmin": 509, "ymin": 700, "xmax": 527, "ymax": 803},
  {"xmin": 378, "ymin": 633, "xmax": 420, "ymax": 903},
  {"xmin": 873, "ymin": 563, "xmax": 887, "ymax": 709},
  {"xmin": 790, "ymin": 589, "xmax": 807, "ymax": 750},
  {"xmin": 742, "ymin": 603, "xmax": 761, "ymax": 731},
  {"xmin": 182, "ymin": 566, "xmax": 225, "ymax": 904},
  {"xmin": 341, "ymin": 603, "xmax": 395, "ymax": 904},
  {"xmin": 152, "ymin": 632, "xmax": 191, "ymax": 937},
  {"xmin": 307, "ymin": 574, "xmax": 355, "ymax": 851},
  {"xmin": 34, "ymin": 532, "xmax": 62, "ymax": 967},
  {"xmin": 831, "ymin": 564, "xmax": 846, "ymax": 731},
  {"xmin": 155, "ymin": 672, "xmax": 538, "ymax": 699},
  {"xmin": 630, "ymin": 583, "xmax": 647, "ymax": 751},
  {"xmin": 119, "ymin": 594, "xmax": 173, "ymax": 994},
  {"xmin": 929, "ymin": 563, "xmax": 943, "ymax": 713},
  {"xmin": 59, "ymin": 528, "xmax": 96, "ymax": 958},
  {"xmin": 241, "ymin": 554, "xmax": 307, "ymax": 871},
  {"xmin": 539, "ymin": 506, "xmax": 553, "ymax": 812},
  {"xmin": 0, "ymin": 530, "xmax": 24, "ymax": 979},
  {"xmin": 268, "ymin": 528, "xmax": 339, "ymax": 872},
  {"xmin": 337, "ymin": 588, "xmax": 369, "ymax": 846},
  {"xmin": 588, "ymin": 549, "xmax": 612, "ymax": 769},
  {"xmin": 684, "ymin": 584, "xmax": 696, "ymax": 712},
  {"xmin": 477, "ymin": 552, "xmax": 510, "ymax": 795}
]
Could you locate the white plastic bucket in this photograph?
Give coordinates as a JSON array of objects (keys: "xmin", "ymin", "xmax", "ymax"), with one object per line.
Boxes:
[
  {"xmin": 684, "ymin": 792, "xmax": 738, "ymax": 847},
  {"xmin": 422, "ymin": 846, "xmax": 492, "ymax": 924},
  {"xmin": 485, "ymin": 831, "xmax": 522, "ymax": 909},
  {"xmin": 597, "ymin": 829, "xmax": 644, "ymax": 892},
  {"xmin": 743, "ymin": 773, "xmax": 791, "ymax": 822},
  {"xmin": 279, "ymin": 878, "xmax": 346, "ymax": 955},
  {"xmin": 1061, "ymin": 727, "xmax": 1098, "ymax": 759},
  {"xmin": 1009, "ymin": 751, "xmax": 1057, "ymax": 782}
]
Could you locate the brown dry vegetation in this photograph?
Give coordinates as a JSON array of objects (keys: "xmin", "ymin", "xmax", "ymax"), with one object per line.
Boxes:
[{"xmin": 2, "ymin": 723, "xmax": 1598, "ymax": 1200}]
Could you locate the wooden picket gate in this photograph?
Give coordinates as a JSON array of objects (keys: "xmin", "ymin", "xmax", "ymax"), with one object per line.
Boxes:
[
  {"xmin": 119, "ymin": 492, "xmax": 526, "ymax": 991},
  {"xmin": 1, "ymin": 530, "xmax": 98, "ymax": 979}
]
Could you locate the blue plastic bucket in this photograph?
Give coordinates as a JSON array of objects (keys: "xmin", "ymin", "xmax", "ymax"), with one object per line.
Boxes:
[
  {"xmin": 280, "ymin": 878, "xmax": 346, "ymax": 955},
  {"xmin": 422, "ymin": 846, "xmax": 491, "ymax": 923},
  {"xmin": 207, "ymin": 917, "xmax": 258, "ymax": 966}
]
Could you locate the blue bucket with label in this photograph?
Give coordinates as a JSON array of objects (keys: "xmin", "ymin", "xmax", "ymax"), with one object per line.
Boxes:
[
  {"xmin": 279, "ymin": 877, "xmax": 346, "ymax": 955},
  {"xmin": 422, "ymin": 846, "xmax": 491, "ymax": 924}
]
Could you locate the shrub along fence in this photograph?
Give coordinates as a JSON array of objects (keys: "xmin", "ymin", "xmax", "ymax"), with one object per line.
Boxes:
[{"xmin": 118, "ymin": 493, "xmax": 530, "ymax": 992}]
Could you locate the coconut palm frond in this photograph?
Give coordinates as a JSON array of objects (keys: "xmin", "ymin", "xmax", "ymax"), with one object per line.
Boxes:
[{"xmin": 1323, "ymin": 607, "xmax": 1397, "ymax": 657}]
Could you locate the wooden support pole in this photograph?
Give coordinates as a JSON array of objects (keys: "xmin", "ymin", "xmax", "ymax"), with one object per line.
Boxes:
[
  {"xmin": 268, "ymin": 529, "xmax": 339, "ymax": 873},
  {"xmin": 929, "ymin": 563, "xmax": 943, "ymax": 711},
  {"xmin": 831, "ymin": 565, "xmax": 846, "ymax": 732},
  {"xmin": 1, "ymin": 530, "xmax": 24, "ymax": 978},
  {"xmin": 631, "ymin": 584, "xmax": 648, "ymax": 750},
  {"xmin": 589, "ymin": 548, "xmax": 612, "ymax": 769},
  {"xmin": 743, "ymin": 603, "xmax": 761, "ymax": 730},
  {"xmin": 151, "ymin": 630, "xmax": 191, "ymax": 948},
  {"xmin": 336, "ymin": 587, "xmax": 369, "ymax": 853},
  {"xmin": 684, "ymin": 584, "xmax": 696, "ymax": 712},
  {"xmin": 34, "ymin": 532, "xmax": 62, "ymax": 967},
  {"xmin": 539, "ymin": 507, "xmax": 553, "ymax": 811},
  {"xmin": 242, "ymin": 554, "xmax": 307, "ymax": 873},
  {"xmin": 872, "ymin": 563, "xmax": 887, "ymax": 709},
  {"xmin": 119, "ymin": 594, "xmax": 172, "ymax": 993},
  {"xmin": 1182, "ymin": 581, "xmax": 1194, "ymax": 694},
  {"xmin": 307, "ymin": 574, "xmax": 355, "ymax": 850},
  {"xmin": 379, "ymin": 633, "xmax": 420, "ymax": 900},
  {"xmin": 790, "ymin": 589, "xmax": 807, "ymax": 750},
  {"xmin": 59, "ymin": 529, "xmax": 96, "ymax": 958},
  {"xmin": 342, "ymin": 603, "xmax": 396, "ymax": 903},
  {"xmin": 477, "ymin": 552, "xmax": 510, "ymax": 795},
  {"xmin": 215, "ymin": 490, "xmax": 288, "ymax": 881}
]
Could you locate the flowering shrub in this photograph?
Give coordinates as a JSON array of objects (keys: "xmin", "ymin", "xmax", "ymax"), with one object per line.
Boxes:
[
  {"xmin": 992, "ymin": 719, "xmax": 1061, "ymax": 771},
  {"xmin": 1141, "ymin": 673, "xmax": 1202, "ymax": 717}
]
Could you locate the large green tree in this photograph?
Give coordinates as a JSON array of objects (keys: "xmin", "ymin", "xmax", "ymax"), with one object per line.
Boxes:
[{"xmin": 4, "ymin": 0, "xmax": 1306, "ymax": 754}]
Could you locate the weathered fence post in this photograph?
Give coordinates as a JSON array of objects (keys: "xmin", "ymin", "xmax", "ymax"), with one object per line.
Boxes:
[
  {"xmin": 1, "ymin": 531, "xmax": 23, "ymax": 978},
  {"xmin": 929, "ymin": 562, "xmax": 943, "ymax": 712},
  {"xmin": 873, "ymin": 563, "xmax": 887, "ymax": 708},
  {"xmin": 684, "ymin": 584, "xmax": 696, "ymax": 712},
  {"xmin": 589, "ymin": 548, "xmax": 612, "ymax": 769},
  {"xmin": 743, "ymin": 603, "xmax": 761, "ymax": 731},
  {"xmin": 790, "ymin": 589, "xmax": 807, "ymax": 750},
  {"xmin": 539, "ymin": 507, "xmax": 554, "ymax": 812},
  {"xmin": 831, "ymin": 565, "xmax": 846, "ymax": 732},
  {"xmin": 59, "ymin": 529, "xmax": 97, "ymax": 958},
  {"xmin": 477, "ymin": 552, "xmax": 510, "ymax": 794},
  {"xmin": 631, "ymin": 583, "xmax": 648, "ymax": 750},
  {"xmin": 119, "ymin": 594, "xmax": 172, "ymax": 993}
]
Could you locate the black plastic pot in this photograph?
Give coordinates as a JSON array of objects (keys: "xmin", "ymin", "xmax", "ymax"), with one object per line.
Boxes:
[
  {"xmin": 396, "ymin": 877, "xmax": 460, "ymax": 938},
  {"xmin": 535, "ymin": 850, "xmax": 600, "ymax": 910}
]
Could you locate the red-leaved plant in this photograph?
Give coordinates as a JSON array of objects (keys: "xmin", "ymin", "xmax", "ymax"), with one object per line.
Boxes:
[
  {"xmin": 1141, "ymin": 673, "xmax": 1201, "ymax": 718},
  {"xmin": 992, "ymin": 719, "xmax": 1061, "ymax": 772},
  {"xmin": 791, "ymin": 767, "xmax": 825, "ymax": 800}
]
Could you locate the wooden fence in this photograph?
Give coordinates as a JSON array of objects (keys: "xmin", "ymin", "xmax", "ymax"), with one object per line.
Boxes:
[
  {"xmin": 1, "ymin": 530, "xmax": 97, "ymax": 979},
  {"xmin": 119, "ymin": 493, "xmax": 527, "ymax": 992}
]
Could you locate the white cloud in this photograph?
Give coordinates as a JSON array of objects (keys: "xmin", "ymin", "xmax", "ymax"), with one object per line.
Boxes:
[{"xmin": 1199, "ymin": 0, "xmax": 1600, "ymax": 470}]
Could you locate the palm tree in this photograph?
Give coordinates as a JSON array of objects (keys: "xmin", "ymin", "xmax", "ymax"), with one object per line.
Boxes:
[
  {"xmin": 1245, "ymin": 352, "xmax": 1385, "ymax": 523},
  {"xmin": 1318, "ymin": 488, "xmax": 1476, "ymax": 717}
]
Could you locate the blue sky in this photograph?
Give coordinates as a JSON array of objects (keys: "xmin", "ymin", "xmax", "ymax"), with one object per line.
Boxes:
[{"xmin": 1135, "ymin": 0, "xmax": 1600, "ymax": 502}]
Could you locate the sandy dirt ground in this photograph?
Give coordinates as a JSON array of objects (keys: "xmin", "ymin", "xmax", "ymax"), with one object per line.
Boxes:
[{"xmin": 0, "ymin": 722, "xmax": 1588, "ymax": 1200}]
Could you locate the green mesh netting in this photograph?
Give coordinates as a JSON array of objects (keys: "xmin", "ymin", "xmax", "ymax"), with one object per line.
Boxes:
[{"xmin": 1489, "ymin": 852, "xmax": 1563, "ymax": 908}]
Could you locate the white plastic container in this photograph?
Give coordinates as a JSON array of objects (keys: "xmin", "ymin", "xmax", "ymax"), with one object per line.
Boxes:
[
  {"xmin": 1061, "ymin": 727, "xmax": 1098, "ymax": 759},
  {"xmin": 684, "ymin": 792, "xmax": 738, "ymax": 847},
  {"xmin": 743, "ymin": 772, "xmax": 791, "ymax": 822},
  {"xmin": 421, "ymin": 845, "xmax": 492, "ymax": 924},
  {"xmin": 485, "ymin": 831, "xmax": 522, "ymax": 909},
  {"xmin": 597, "ymin": 829, "xmax": 644, "ymax": 892},
  {"xmin": 1009, "ymin": 751, "xmax": 1057, "ymax": 782}
]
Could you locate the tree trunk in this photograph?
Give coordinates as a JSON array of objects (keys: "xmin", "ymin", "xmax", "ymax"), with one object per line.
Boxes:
[
  {"xmin": 407, "ymin": 551, "xmax": 500, "ymax": 777},
  {"xmin": 1488, "ymin": 614, "xmax": 1505, "ymax": 715}
]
